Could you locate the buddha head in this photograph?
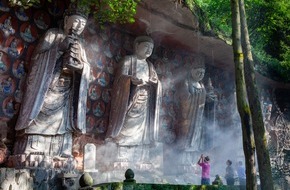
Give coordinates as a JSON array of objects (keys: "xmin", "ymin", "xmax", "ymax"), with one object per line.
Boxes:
[
  {"xmin": 186, "ymin": 55, "xmax": 205, "ymax": 82},
  {"xmin": 133, "ymin": 36, "xmax": 154, "ymax": 60},
  {"xmin": 63, "ymin": 2, "xmax": 88, "ymax": 35}
]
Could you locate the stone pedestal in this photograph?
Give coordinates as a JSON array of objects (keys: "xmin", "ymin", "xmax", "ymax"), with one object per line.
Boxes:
[
  {"xmin": 0, "ymin": 168, "xmax": 77, "ymax": 190},
  {"xmin": 91, "ymin": 142, "xmax": 164, "ymax": 183},
  {"xmin": 58, "ymin": 172, "xmax": 79, "ymax": 190}
]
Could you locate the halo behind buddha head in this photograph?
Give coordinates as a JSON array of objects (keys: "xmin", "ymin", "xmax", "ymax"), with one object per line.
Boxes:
[
  {"xmin": 64, "ymin": 1, "xmax": 89, "ymax": 20},
  {"xmin": 192, "ymin": 54, "xmax": 205, "ymax": 69},
  {"xmin": 134, "ymin": 36, "xmax": 154, "ymax": 45},
  {"xmin": 185, "ymin": 54, "xmax": 205, "ymax": 70}
]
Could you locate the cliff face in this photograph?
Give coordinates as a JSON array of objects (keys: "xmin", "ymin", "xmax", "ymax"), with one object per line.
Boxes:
[
  {"xmin": 128, "ymin": 0, "xmax": 234, "ymax": 71},
  {"xmin": 130, "ymin": 0, "xmax": 290, "ymax": 89},
  {"xmin": 0, "ymin": 1, "xmax": 289, "ymax": 188}
]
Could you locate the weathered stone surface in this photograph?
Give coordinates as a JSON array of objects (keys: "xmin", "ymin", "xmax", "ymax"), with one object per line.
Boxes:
[
  {"xmin": 84, "ymin": 143, "xmax": 96, "ymax": 172},
  {"xmin": 130, "ymin": 0, "xmax": 290, "ymax": 89},
  {"xmin": 130, "ymin": 0, "xmax": 234, "ymax": 71},
  {"xmin": 0, "ymin": 1, "xmax": 289, "ymax": 189},
  {"xmin": 0, "ymin": 141, "xmax": 7, "ymax": 164},
  {"xmin": 0, "ymin": 168, "xmax": 81, "ymax": 190}
]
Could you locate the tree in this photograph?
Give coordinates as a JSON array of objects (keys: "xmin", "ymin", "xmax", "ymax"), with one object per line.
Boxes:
[
  {"xmin": 183, "ymin": 0, "xmax": 290, "ymax": 82},
  {"xmin": 239, "ymin": 0, "xmax": 274, "ymax": 189},
  {"xmin": 248, "ymin": 0, "xmax": 290, "ymax": 82},
  {"xmin": 230, "ymin": 0, "xmax": 257, "ymax": 189}
]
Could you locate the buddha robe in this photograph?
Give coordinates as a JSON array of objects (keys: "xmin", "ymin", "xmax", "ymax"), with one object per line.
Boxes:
[
  {"xmin": 176, "ymin": 79, "xmax": 206, "ymax": 151},
  {"xmin": 106, "ymin": 55, "xmax": 161, "ymax": 146},
  {"xmin": 14, "ymin": 28, "xmax": 90, "ymax": 156}
]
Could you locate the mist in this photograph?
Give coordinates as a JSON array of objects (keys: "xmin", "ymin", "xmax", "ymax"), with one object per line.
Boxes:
[{"xmin": 80, "ymin": 17, "xmax": 246, "ymax": 185}]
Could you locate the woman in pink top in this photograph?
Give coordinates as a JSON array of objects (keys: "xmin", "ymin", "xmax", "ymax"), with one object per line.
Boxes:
[{"xmin": 198, "ymin": 154, "xmax": 211, "ymax": 185}]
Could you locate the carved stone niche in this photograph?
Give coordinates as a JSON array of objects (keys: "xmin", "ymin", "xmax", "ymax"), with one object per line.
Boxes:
[{"xmin": 84, "ymin": 143, "xmax": 97, "ymax": 172}]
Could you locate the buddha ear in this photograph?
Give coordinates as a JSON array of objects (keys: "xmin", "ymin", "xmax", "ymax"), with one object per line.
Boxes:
[
  {"xmin": 63, "ymin": 16, "xmax": 70, "ymax": 32},
  {"xmin": 133, "ymin": 43, "xmax": 139, "ymax": 54},
  {"xmin": 64, "ymin": 16, "xmax": 68, "ymax": 25}
]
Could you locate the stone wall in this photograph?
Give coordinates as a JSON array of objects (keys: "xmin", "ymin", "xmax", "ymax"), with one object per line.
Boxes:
[
  {"xmin": 1, "ymin": 0, "xmax": 288, "ymax": 188},
  {"xmin": 0, "ymin": 0, "xmax": 239, "ymax": 168}
]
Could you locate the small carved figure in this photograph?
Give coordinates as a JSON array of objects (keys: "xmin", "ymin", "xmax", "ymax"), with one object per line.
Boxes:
[
  {"xmin": 15, "ymin": 7, "xmax": 29, "ymax": 21},
  {"xmin": 7, "ymin": 38, "xmax": 19, "ymax": 57},
  {"xmin": 15, "ymin": 60, "xmax": 26, "ymax": 78},
  {"xmin": 0, "ymin": 77, "xmax": 13, "ymax": 95},
  {"xmin": 0, "ymin": 52, "xmax": 7, "ymax": 72},
  {"xmin": 93, "ymin": 102, "xmax": 104, "ymax": 117},
  {"xmin": 89, "ymin": 86, "xmax": 99, "ymax": 100},
  {"xmin": 4, "ymin": 98, "xmax": 15, "ymax": 117},
  {"xmin": 21, "ymin": 24, "xmax": 35, "ymax": 42},
  {"xmin": 34, "ymin": 13, "xmax": 48, "ymax": 30},
  {"xmin": 0, "ymin": 16, "xmax": 15, "ymax": 36}
]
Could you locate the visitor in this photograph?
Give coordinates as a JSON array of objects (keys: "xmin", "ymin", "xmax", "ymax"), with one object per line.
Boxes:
[
  {"xmin": 197, "ymin": 154, "xmax": 211, "ymax": 185},
  {"xmin": 237, "ymin": 161, "xmax": 246, "ymax": 186},
  {"xmin": 225, "ymin": 159, "xmax": 235, "ymax": 185}
]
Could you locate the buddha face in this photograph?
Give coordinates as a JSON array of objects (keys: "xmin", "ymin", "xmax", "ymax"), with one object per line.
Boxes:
[
  {"xmin": 135, "ymin": 41, "xmax": 154, "ymax": 60},
  {"xmin": 190, "ymin": 67, "xmax": 205, "ymax": 82},
  {"xmin": 64, "ymin": 15, "xmax": 87, "ymax": 35}
]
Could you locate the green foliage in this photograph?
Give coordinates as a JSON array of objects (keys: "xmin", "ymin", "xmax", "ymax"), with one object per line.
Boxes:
[
  {"xmin": 181, "ymin": 0, "xmax": 290, "ymax": 82},
  {"xmin": 174, "ymin": 0, "xmax": 212, "ymax": 33},
  {"xmin": 175, "ymin": 0, "xmax": 230, "ymax": 35},
  {"xmin": 8, "ymin": 0, "xmax": 140, "ymax": 24},
  {"xmin": 194, "ymin": 0, "xmax": 231, "ymax": 36},
  {"xmin": 79, "ymin": 172, "xmax": 94, "ymax": 187},
  {"xmin": 79, "ymin": 0, "xmax": 140, "ymax": 24},
  {"xmin": 8, "ymin": 0, "xmax": 44, "ymax": 8},
  {"xmin": 248, "ymin": 0, "xmax": 290, "ymax": 82},
  {"xmin": 280, "ymin": 42, "xmax": 290, "ymax": 79}
]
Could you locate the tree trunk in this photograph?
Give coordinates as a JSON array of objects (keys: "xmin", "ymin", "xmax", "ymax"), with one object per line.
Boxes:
[
  {"xmin": 230, "ymin": 0, "xmax": 257, "ymax": 189},
  {"xmin": 238, "ymin": 0, "xmax": 274, "ymax": 189}
]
